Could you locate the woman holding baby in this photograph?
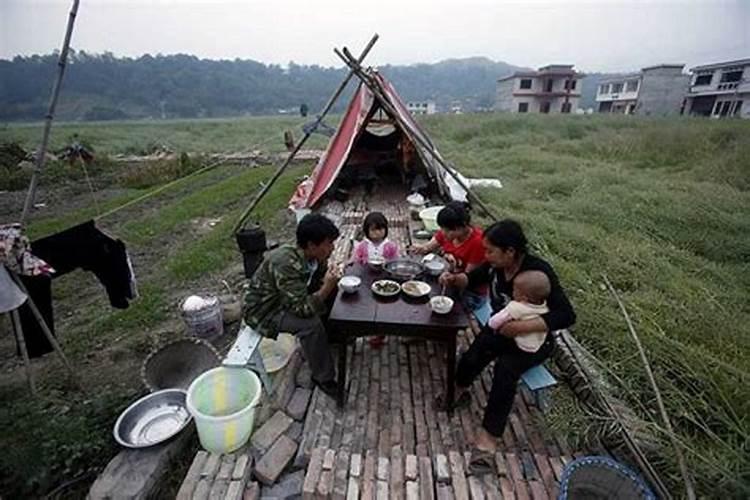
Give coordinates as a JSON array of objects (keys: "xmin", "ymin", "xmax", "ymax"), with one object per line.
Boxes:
[{"xmin": 438, "ymin": 219, "xmax": 576, "ymax": 474}]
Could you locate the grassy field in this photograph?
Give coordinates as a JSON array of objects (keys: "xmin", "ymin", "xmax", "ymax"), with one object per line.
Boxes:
[{"xmin": 1, "ymin": 114, "xmax": 749, "ymax": 497}]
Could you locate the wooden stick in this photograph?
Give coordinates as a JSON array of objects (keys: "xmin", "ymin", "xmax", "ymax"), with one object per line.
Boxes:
[
  {"xmin": 9, "ymin": 309, "xmax": 36, "ymax": 395},
  {"xmin": 602, "ymin": 274, "xmax": 695, "ymax": 500},
  {"xmin": 232, "ymin": 34, "xmax": 380, "ymax": 234},
  {"xmin": 335, "ymin": 47, "xmax": 498, "ymax": 221},
  {"xmin": 20, "ymin": 0, "xmax": 81, "ymax": 225}
]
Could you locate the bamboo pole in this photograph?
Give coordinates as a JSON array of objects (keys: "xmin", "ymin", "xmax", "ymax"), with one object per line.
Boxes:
[
  {"xmin": 20, "ymin": 0, "xmax": 81, "ymax": 225},
  {"xmin": 9, "ymin": 309, "xmax": 36, "ymax": 395},
  {"xmin": 603, "ymin": 274, "xmax": 696, "ymax": 500},
  {"xmin": 335, "ymin": 47, "xmax": 499, "ymax": 221},
  {"xmin": 232, "ymin": 34, "xmax": 380, "ymax": 234}
]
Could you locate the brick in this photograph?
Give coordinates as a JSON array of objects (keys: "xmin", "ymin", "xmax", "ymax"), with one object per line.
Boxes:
[
  {"xmin": 405, "ymin": 481, "xmax": 419, "ymax": 500},
  {"xmin": 287, "ymin": 388, "xmax": 313, "ymax": 421},
  {"xmin": 294, "ymin": 411, "xmax": 321, "ymax": 468},
  {"xmin": 209, "ymin": 478, "xmax": 228, "ymax": 500},
  {"xmin": 225, "ymin": 480, "xmax": 243, "ymax": 500},
  {"xmin": 323, "ymin": 448, "xmax": 336, "ymax": 470},
  {"xmin": 317, "ymin": 470, "xmax": 334, "ymax": 498},
  {"xmin": 192, "ymin": 478, "xmax": 211, "ymax": 500},
  {"xmin": 529, "ymin": 480, "xmax": 547, "ymax": 500},
  {"xmin": 346, "ymin": 477, "xmax": 360, "ymax": 500},
  {"xmin": 260, "ymin": 470, "xmax": 305, "ymax": 499},
  {"xmin": 296, "ymin": 363, "xmax": 314, "ymax": 389},
  {"xmin": 390, "ymin": 447, "xmax": 404, "ymax": 500},
  {"xmin": 302, "ymin": 448, "xmax": 324, "ymax": 499},
  {"xmin": 481, "ymin": 475, "xmax": 500, "ymax": 499},
  {"xmin": 448, "ymin": 451, "xmax": 469, "ymax": 500},
  {"xmin": 467, "ymin": 476, "xmax": 485, "ymax": 500},
  {"xmin": 350, "ymin": 453, "xmax": 362, "ymax": 477},
  {"xmin": 244, "ymin": 481, "xmax": 260, "ymax": 500},
  {"xmin": 376, "ymin": 480, "xmax": 389, "ymax": 500},
  {"xmin": 251, "ymin": 410, "xmax": 294, "ymax": 452},
  {"xmin": 176, "ymin": 451, "xmax": 207, "ymax": 500},
  {"xmin": 232, "ymin": 454, "xmax": 252, "ymax": 480},
  {"xmin": 376, "ymin": 457, "xmax": 389, "ymax": 481},
  {"xmin": 494, "ymin": 452, "xmax": 508, "ymax": 477},
  {"xmin": 286, "ymin": 421, "xmax": 304, "ymax": 443},
  {"xmin": 202, "ymin": 453, "xmax": 221, "ymax": 478},
  {"xmin": 418, "ymin": 456, "xmax": 435, "ymax": 500},
  {"xmin": 254, "ymin": 435, "xmax": 298, "ymax": 485},
  {"xmin": 405, "ymin": 454, "xmax": 418, "ymax": 480},
  {"xmin": 333, "ymin": 450, "xmax": 350, "ymax": 500},
  {"xmin": 436, "ymin": 484, "xmax": 455, "ymax": 500},
  {"xmin": 435, "ymin": 454, "xmax": 450, "ymax": 483},
  {"xmin": 218, "ymin": 455, "xmax": 236, "ymax": 480}
]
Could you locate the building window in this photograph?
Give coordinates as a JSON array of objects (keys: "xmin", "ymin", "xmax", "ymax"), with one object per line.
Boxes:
[
  {"xmin": 720, "ymin": 71, "xmax": 743, "ymax": 83},
  {"xmin": 626, "ymin": 80, "xmax": 639, "ymax": 92},
  {"xmin": 611, "ymin": 83, "xmax": 623, "ymax": 93},
  {"xmin": 545, "ymin": 79, "xmax": 554, "ymax": 92},
  {"xmin": 540, "ymin": 102, "xmax": 551, "ymax": 114},
  {"xmin": 519, "ymin": 79, "xmax": 532, "ymax": 89},
  {"xmin": 694, "ymin": 74, "xmax": 712, "ymax": 86},
  {"xmin": 599, "ymin": 84, "xmax": 609, "ymax": 95},
  {"xmin": 564, "ymin": 80, "xmax": 577, "ymax": 90},
  {"xmin": 518, "ymin": 102, "xmax": 529, "ymax": 113},
  {"xmin": 561, "ymin": 102, "xmax": 572, "ymax": 113}
]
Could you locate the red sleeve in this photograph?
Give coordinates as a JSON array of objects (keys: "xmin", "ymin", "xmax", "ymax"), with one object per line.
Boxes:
[{"xmin": 434, "ymin": 230, "xmax": 447, "ymax": 248}]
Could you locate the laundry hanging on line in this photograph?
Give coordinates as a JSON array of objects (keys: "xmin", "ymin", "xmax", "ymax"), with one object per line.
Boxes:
[{"xmin": 14, "ymin": 220, "xmax": 137, "ymax": 358}]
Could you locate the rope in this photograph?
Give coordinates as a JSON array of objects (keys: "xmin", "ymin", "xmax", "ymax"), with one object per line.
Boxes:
[{"xmin": 79, "ymin": 158, "xmax": 101, "ymax": 217}]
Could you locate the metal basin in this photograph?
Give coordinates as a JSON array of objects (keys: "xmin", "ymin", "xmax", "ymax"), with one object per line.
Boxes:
[
  {"xmin": 113, "ymin": 389, "xmax": 192, "ymax": 448},
  {"xmin": 384, "ymin": 259, "xmax": 425, "ymax": 282},
  {"xmin": 141, "ymin": 338, "xmax": 221, "ymax": 392}
]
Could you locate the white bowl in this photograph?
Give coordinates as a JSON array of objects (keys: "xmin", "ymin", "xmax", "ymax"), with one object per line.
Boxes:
[
  {"xmin": 424, "ymin": 259, "xmax": 446, "ymax": 276},
  {"xmin": 430, "ymin": 295, "xmax": 454, "ymax": 314},
  {"xmin": 368, "ymin": 257, "xmax": 385, "ymax": 271},
  {"xmin": 338, "ymin": 275, "xmax": 361, "ymax": 293}
]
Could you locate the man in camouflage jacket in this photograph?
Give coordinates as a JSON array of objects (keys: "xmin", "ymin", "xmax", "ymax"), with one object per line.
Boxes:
[{"xmin": 244, "ymin": 213, "xmax": 341, "ymax": 396}]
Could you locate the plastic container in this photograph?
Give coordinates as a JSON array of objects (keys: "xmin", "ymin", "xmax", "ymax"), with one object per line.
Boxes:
[
  {"xmin": 186, "ymin": 366, "xmax": 262, "ymax": 453},
  {"xmin": 181, "ymin": 295, "xmax": 224, "ymax": 339},
  {"xmin": 419, "ymin": 206, "xmax": 444, "ymax": 231}
]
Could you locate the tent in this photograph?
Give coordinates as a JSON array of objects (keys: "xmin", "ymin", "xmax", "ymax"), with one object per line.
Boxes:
[{"xmin": 289, "ymin": 71, "xmax": 458, "ymax": 210}]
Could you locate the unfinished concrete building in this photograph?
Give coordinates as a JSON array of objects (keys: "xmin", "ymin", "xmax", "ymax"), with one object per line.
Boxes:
[
  {"xmin": 596, "ymin": 64, "xmax": 689, "ymax": 116},
  {"xmin": 684, "ymin": 58, "xmax": 749, "ymax": 119},
  {"xmin": 496, "ymin": 64, "xmax": 584, "ymax": 114}
]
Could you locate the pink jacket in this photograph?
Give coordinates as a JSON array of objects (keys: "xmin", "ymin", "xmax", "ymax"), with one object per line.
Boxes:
[{"xmin": 352, "ymin": 238, "xmax": 399, "ymax": 264}]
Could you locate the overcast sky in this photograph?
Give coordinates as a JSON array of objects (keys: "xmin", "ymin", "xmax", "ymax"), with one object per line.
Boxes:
[{"xmin": 1, "ymin": 0, "xmax": 748, "ymax": 72}]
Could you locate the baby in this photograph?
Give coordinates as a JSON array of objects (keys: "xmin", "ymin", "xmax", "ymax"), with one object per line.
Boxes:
[{"xmin": 488, "ymin": 270, "xmax": 551, "ymax": 353}]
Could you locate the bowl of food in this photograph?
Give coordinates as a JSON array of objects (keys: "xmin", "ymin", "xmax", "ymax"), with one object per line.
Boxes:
[
  {"xmin": 371, "ymin": 279, "xmax": 401, "ymax": 298},
  {"xmin": 338, "ymin": 275, "xmax": 361, "ymax": 294},
  {"xmin": 430, "ymin": 295, "xmax": 454, "ymax": 314},
  {"xmin": 384, "ymin": 259, "xmax": 424, "ymax": 282},
  {"xmin": 422, "ymin": 255, "xmax": 447, "ymax": 276},
  {"xmin": 368, "ymin": 256, "xmax": 385, "ymax": 271},
  {"xmin": 401, "ymin": 280, "xmax": 431, "ymax": 299}
]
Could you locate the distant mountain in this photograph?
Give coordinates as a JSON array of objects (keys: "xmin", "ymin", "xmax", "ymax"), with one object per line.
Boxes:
[{"xmin": 0, "ymin": 52, "xmax": 524, "ymax": 121}]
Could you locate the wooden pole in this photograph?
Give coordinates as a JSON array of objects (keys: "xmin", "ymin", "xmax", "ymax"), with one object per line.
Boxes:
[
  {"xmin": 232, "ymin": 34, "xmax": 380, "ymax": 234},
  {"xmin": 20, "ymin": 0, "xmax": 81, "ymax": 225},
  {"xmin": 335, "ymin": 47, "xmax": 498, "ymax": 221},
  {"xmin": 603, "ymin": 274, "xmax": 695, "ymax": 500},
  {"xmin": 9, "ymin": 310, "xmax": 37, "ymax": 395}
]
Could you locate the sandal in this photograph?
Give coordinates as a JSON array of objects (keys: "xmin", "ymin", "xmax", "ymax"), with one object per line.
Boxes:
[
  {"xmin": 434, "ymin": 391, "xmax": 471, "ymax": 412},
  {"xmin": 468, "ymin": 448, "xmax": 496, "ymax": 476}
]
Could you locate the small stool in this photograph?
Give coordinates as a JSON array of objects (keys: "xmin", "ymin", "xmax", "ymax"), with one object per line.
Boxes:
[
  {"xmin": 521, "ymin": 364, "xmax": 557, "ymax": 412},
  {"xmin": 223, "ymin": 323, "xmax": 273, "ymax": 394}
]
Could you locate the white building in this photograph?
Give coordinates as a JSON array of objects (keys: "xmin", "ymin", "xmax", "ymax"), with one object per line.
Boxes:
[
  {"xmin": 596, "ymin": 65, "xmax": 689, "ymax": 116},
  {"xmin": 406, "ymin": 101, "xmax": 436, "ymax": 115},
  {"xmin": 496, "ymin": 64, "xmax": 584, "ymax": 114},
  {"xmin": 684, "ymin": 58, "xmax": 750, "ymax": 119}
]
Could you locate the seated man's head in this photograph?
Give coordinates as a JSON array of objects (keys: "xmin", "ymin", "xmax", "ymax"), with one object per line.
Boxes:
[
  {"xmin": 297, "ymin": 213, "xmax": 340, "ymax": 263},
  {"xmin": 512, "ymin": 270, "xmax": 550, "ymax": 305}
]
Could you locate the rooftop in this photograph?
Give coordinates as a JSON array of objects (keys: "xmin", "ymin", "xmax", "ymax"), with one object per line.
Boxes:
[{"xmin": 690, "ymin": 58, "xmax": 750, "ymax": 72}]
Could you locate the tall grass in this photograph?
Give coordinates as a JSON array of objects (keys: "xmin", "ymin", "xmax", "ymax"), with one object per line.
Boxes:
[{"xmin": 424, "ymin": 113, "xmax": 750, "ymax": 496}]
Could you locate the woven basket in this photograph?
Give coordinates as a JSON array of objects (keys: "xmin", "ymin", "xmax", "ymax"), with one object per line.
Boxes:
[
  {"xmin": 141, "ymin": 338, "xmax": 221, "ymax": 392},
  {"xmin": 558, "ymin": 456, "xmax": 656, "ymax": 500}
]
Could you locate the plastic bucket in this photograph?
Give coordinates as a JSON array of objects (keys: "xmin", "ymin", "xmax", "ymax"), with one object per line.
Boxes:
[
  {"xmin": 181, "ymin": 295, "xmax": 224, "ymax": 339},
  {"xmin": 419, "ymin": 206, "xmax": 444, "ymax": 232},
  {"xmin": 186, "ymin": 366, "xmax": 262, "ymax": 453}
]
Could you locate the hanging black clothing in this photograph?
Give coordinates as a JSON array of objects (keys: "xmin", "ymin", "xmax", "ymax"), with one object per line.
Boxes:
[{"xmin": 15, "ymin": 220, "xmax": 136, "ymax": 357}]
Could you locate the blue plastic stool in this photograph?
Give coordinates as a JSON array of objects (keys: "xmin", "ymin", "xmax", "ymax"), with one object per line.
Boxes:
[{"xmin": 521, "ymin": 364, "xmax": 557, "ymax": 411}]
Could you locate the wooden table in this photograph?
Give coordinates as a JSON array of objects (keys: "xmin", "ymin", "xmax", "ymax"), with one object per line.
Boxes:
[{"xmin": 328, "ymin": 263, "xmax": 469, "ymax": 410}]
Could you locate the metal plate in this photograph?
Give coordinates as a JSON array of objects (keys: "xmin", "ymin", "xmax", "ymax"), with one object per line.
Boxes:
[
  {"xmin": 384, "ymin": 259, "xmax": 424, "ymax": 281},
  {"xmin": 114, "ymin": 389, "xmax": 191, "ymax": 448}
]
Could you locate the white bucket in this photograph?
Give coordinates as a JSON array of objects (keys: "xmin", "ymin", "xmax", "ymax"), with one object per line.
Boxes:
[
  {"xmin": 186, "ymin": 366, "xmax": 261, "ymax": 453},
  {"xmin": 181, "ymin": 295, "xmax": 224, "ymax": 339},
  {"xmin": 419, "ymin": 206, "xmax": 444, "ymax": 232}
]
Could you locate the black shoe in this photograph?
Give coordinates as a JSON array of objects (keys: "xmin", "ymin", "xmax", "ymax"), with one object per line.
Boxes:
[{"xmin": 313, "ymin": 378, "xmax": 339, "ymax": 399}]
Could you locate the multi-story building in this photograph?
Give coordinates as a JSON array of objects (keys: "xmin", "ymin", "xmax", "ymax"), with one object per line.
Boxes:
[
  {"xmin": 596, "ymin": 64, "xmax": 689, "ymax": 116},
  {"xmin": 684, "ymin": 58, "xmax": 749, "ymax": 118},
  {"xmin": 496, "ymin": 64, "xmax": 584, "ymax": 114},
  {"xmin": 406, "ymin": 101, "xmax": 436, "ymax": 115}
]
